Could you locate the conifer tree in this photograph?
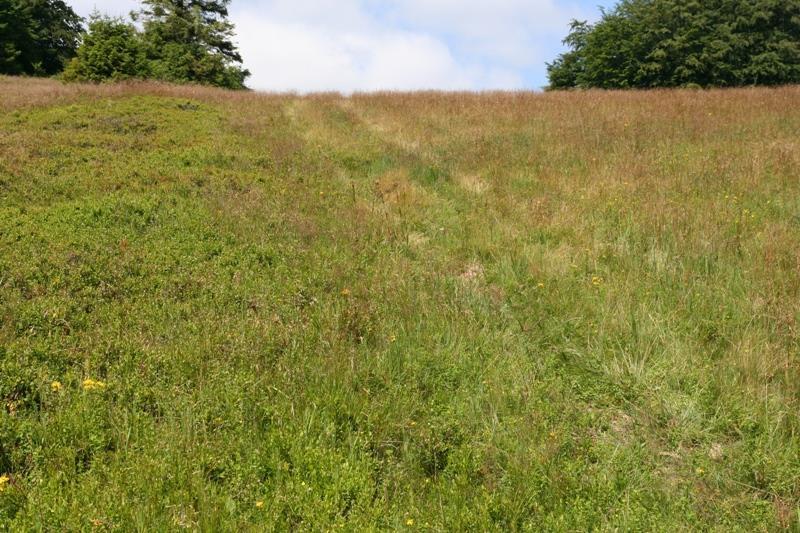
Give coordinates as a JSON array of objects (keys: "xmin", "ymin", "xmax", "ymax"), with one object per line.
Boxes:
[
  {"xmin": 62, "ymin": 15, "xmax": 148, "ymax": 82},
  {"xmin": 0, "ymin": 0, "xmax": 82, "ymax": 76},
  {"xmin": 136, "ymin": 0, "xmax": 249, "ymax": 89}
]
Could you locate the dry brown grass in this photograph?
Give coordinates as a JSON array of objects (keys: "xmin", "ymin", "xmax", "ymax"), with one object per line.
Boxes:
[{"xmin": 2, "ymin": 75, "xmax": 799, "ymax": 529}]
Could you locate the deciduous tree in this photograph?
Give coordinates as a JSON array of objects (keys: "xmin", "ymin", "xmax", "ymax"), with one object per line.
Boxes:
[{"xmin": 547, "ymin": 0, "xmax": 800, "ymax": 89}]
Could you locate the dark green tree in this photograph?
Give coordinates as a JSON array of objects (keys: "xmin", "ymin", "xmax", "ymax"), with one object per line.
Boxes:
[
  {"xmin": 545, "ymin": 20, "xmax": 591, "ymax": 90},
  {"xmin": 547, "ymin": 0, "xmax": 800, "ymax": 89},
  {"xmin": 62, "ymin": 15, "xmax": 148, "ymax": 82},
  {"xmin": 136, "ymin": 0, "xmax": 249, "ymax": 89},
  {"xmin": 0, "ymin": 0, "xmax": 83, "ymax": 75}
]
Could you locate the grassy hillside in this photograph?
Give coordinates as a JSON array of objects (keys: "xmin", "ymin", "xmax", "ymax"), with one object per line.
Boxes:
[{"xmin": 1, "ymin": 76, "xmax": 799, "ymax": 530}]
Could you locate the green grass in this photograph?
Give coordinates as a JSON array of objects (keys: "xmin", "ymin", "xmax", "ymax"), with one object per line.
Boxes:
[{"xmin": 1, "ymin": 78, "xmax": 799, "ymax": 530}]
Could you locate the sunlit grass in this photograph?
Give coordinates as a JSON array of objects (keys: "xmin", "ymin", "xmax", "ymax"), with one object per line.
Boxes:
[{"xmin": 1, "ymin": 76, "xmax": 799, "ymax": 529}]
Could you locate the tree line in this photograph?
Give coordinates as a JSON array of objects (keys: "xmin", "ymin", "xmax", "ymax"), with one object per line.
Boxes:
[
  {"xmin": 3, "ymin": 0, "xmax": 799, "ymax": 91},
  {"xmin": 0, "ymin": 0, "xmax": 248, "ymax": 89},
  {"xmin": 548, "ymin": 0, "xmax": 800, "ymax": 89}
]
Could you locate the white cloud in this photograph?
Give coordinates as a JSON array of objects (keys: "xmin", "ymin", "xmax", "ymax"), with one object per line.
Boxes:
[
  {"xmin": 228, "ymin": 0, "xmax": 596, "ymax": 92},
  {"xmin": 379, "ymin": 0, "xmax": 589, "ymax": 66},
  {"xmin": 232, "ymin": 12, "xmax": 524, "ymax": 92},
  {"xmin": 67, "ymin": 0, "xmax": 599, "ymax": 92}
]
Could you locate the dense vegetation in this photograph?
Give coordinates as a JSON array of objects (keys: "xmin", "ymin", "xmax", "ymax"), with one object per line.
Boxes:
[
  {"xmin": 1, "ymin": 0, "xmax": 248, "ymax": 89},
  {"xmin": 62, "ymin": 17, "xmax": 148, "ymax": 83},
  {"xmin": 0, "ymin": 0, "xmax": 82, "ymax": 76},
  {"xmin": 548, "ymin": 0, "xmax": 800, "ymax": 89},
  {"xmin": 1, "ymin": 77, "xmax": 799, "ymax": 529},
  {"xmin": 133, "ymin": 0, "xmax": 249, "ymax": 89}
]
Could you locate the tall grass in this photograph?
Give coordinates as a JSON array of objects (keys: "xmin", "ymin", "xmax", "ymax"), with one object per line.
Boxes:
[{"xmin": 1, "ymin": 76, "xmax": 799, "ymax": 530}]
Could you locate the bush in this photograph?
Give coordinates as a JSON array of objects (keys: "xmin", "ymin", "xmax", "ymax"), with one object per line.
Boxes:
[
  {"xmin": 62, "ymin": 1, "xmax": 249, "ymax": 89},
  {"xmin": 62, "ymin": 15, "xmax": 148, "ymax": 83}
]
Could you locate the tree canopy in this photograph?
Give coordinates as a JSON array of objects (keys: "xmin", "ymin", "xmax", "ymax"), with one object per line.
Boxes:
[
  {"xmin": 2, "ymin": 0, "xmax": 249, "ymax": 89},
  {"xmin": 0, "ymin": 0, "xmax": 83, "ymax": 76},
  {"xmin": 62, "ymin": 15, "xmax": 148, "ymax": 83},
  {"xmin": 547, "ymin": 0, "xmax": 800, "ymax": 89},
  {"xmin": 136, "ymin": 0, "xmax": 249, "ymax": 89}
]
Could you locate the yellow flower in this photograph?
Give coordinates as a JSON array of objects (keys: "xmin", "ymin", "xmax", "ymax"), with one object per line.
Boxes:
[
  {"xmin": 340, "ymin": 288, "xmax": 351, "ymax": 297},
  {"xmin": 537, "ymin": 282, "xmax": 545, "ymax": 289},
  {"xmin": 389, "ymin": 334, "xmax": 397, "ymax": 343},
  {"xmin": 51, "ymin": 381, "xmax": 63, "ymax": 392},
  {"xmin": 82, "ymin": 379, "xmax": 106, "ymax": 391},
  {"xmin": 406, "ymin": 518, "xmax": 414, "ymax": 526},
  {"xmin": 0, "ymin": 474, "xmax": 9, "ymax": 492},
  {"xmin": 255, "ymin": 500, "xmax": 264, "ymax": 509},
  {"xmin": 591, "ymin": 276, "xmax": 603, "ymax": 287},
  {"xmin": 695, "ymin": 467, "xmax": 705, "ymax": 476}
]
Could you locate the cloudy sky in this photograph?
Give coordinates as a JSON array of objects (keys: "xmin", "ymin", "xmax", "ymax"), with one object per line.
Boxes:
[{"xmin": 68, "ymin": 1, "xmax": 612, "ymax": 92}]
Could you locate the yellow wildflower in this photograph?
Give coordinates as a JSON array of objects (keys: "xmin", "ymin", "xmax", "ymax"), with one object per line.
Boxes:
[
  {"xmin": 389, "ymin": 334, "xmax": 397, "ymax": 343},
  {"xmin": 340, "ymin": 288, "xmax": 351, "ymax": 297},
  {"xmin": 406, "ymin": 518, "xmax": 414, "ymax": 526},
  {"xmin": 51, "ymin": 381, "xmax": 63, "ymax": 392},
  {"xmin": 695, "ymin": 467, "xmax": 705, "ymax": 476},
  {"xmin": 0, "ymin": 474, "xmax": 9, "ymax": 492},
  {"xmin": 255, "ymin": 500, "xmax": 265, "ymax": 509},
  {"xmin": 82, "ymin": 379, "xmax": 106, "ymax": 391}
]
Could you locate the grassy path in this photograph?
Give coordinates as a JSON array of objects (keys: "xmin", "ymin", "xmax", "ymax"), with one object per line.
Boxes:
[{"xmin": 1, "ymin": 77, "xmax": 799, "ymax": 529}]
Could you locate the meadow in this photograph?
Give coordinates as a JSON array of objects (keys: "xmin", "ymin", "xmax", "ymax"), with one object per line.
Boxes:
[{"xmin": 1, "ymin": 76, "xmax": 799, "ymax": 530}]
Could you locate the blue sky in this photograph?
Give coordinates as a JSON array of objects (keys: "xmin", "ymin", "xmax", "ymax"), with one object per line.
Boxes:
[{"xmin": 70, "ymin": 1, "xmax": 613, "ymax": 92}]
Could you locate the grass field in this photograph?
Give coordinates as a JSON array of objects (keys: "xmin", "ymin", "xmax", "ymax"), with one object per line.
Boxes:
[{"xmin": 1, "ymin": 76, "xmax": 799, "ymax": 530}]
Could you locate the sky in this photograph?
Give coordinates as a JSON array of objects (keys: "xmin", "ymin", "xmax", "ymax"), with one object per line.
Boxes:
[{"xmin": 68, "ymin": 1, "xmax": 613, "ymax": 92}]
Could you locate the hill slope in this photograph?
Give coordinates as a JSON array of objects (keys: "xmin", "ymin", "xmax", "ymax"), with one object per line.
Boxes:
[{"xmin": 1, "ymin": 77, "xmax": 799, "ymax": 529}]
